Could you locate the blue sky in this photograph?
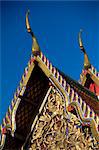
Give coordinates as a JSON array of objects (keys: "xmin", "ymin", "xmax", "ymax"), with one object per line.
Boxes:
[{"xmin": 0, "ymin": 1, "xmax": 99, "ymax": 123}]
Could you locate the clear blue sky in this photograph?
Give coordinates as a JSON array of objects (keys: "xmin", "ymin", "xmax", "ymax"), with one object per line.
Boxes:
[{"xmin": 0, "ymin": 1, "xmax": 99, "ymax": 123}]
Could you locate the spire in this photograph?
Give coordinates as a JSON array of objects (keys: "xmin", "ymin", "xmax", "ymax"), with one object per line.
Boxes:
[
  {"xmin": 26, "ymin": 10, "xmax": 40, "ymax": 56},
  {"xmin": 78, "ymin": 30, "xmax": 91, "ymax": 69}
]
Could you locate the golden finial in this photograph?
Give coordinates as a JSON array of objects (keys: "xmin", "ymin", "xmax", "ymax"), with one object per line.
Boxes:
[
  {"xmin": 26, "ymin": 10, "xmax": 40, "ymax": 56},
  {"xmin": 78, "ymin": 29, "xmax": 91, "ymax": 69}
]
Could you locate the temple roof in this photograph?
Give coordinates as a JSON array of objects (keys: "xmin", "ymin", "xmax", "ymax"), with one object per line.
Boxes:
[
  {"xmin": 0, "ymin": 12, "xmax": 99, "ymax": 149},
  {"xmin": 59, "ymin": 69, "xmax": 98, "ymax": 101}
]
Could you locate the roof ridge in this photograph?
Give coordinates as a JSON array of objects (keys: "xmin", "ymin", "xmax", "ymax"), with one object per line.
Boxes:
[{"xmin": 0, "ymin": 51, "xmax": 99, "ymax": 147}]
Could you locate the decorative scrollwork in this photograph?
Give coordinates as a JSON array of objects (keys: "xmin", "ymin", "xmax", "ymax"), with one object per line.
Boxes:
[{"xmin": 28, "ymin": 88, "xmax": 98, "ymax": 150}]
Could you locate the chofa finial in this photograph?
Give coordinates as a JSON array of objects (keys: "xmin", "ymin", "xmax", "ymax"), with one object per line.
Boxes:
[
  {"xmin": 78, "ymin": 29, "xmax": 91, "ymax": 69},
  {"xmin": 26, "ymin": 10, "xmax": 40, "ymax": 56}
]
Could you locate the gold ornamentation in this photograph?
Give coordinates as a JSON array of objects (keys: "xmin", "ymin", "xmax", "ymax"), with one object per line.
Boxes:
[
  {"xmin": 0, "ymin": 134, "xmax": 6, "ymax": 150},
  {"xmin": 68, "ymin": 101, "xmax": 99, "ymax": 142},
  {"xmin": 11, "ymin": 98, "xmax": 21, "ymax": 136},
  {"xmin": 78, "ymin": 30, "xmax": 91, "ymax": 69},
  {"xmin": 28, "ymin": 88, "xmax": 98, "ymax": 149},
  {"xmin": 26, "ymin": 11, "xmax": 40, "ymax": 56}
]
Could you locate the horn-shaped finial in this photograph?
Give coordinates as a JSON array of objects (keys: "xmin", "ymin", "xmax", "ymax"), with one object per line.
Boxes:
[
  {"xmin": 78, "ymin": 30, "xmax": 91, "ymax": 69},
  {"xmin": 26, "ymin": 10, "xmax": 40, "ymax": 56}
]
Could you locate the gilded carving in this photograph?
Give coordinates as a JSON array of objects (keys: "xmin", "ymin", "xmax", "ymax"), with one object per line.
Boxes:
[{"xmin": 28, "ymin": 88, "xmax": 98, "ymax": 150}]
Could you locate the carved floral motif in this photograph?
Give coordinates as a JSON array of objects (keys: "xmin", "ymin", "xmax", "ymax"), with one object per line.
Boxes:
[{"xmin": 28, "ymin": 88, "xmax": 98, "ymax": 150}]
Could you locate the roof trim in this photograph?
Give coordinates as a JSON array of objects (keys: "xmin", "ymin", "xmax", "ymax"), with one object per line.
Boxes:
[
  {"xmin": 1, "ymin": 13, "xmax": 99, "ymax": 145},
  {"xmin": 68, "ymin": 101, "xmax": 99, "ymax": 142},
  {"xmin": 1, "ymin": 50, "xmax": 99, "ymax": 143}
]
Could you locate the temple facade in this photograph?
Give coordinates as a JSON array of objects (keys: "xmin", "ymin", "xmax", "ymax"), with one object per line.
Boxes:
[{"xmin": 0, "ymin": 12, "xmax": 99, "ymax": 150}]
